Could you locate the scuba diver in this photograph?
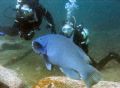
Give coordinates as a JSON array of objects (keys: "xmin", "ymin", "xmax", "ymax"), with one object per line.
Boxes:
[
  {"xmin": 0, "ymin": 0, "xmax": 56, "ymax": 40},
  {"xmin": 61, "ymin": 17, "xmax": 89, "ymax": 53},
  {"xmin": 61, "ymin": 17, "xmax": 120, "ymax": 70}
]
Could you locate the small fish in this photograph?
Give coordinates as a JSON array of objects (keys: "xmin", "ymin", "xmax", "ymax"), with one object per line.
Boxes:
[{"xmin": 32, "ymin": 34, "xmax": 102, "ymax": 88}]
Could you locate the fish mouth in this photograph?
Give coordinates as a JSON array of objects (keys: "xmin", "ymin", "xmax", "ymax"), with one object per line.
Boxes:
[{"xmin": 32, "ymin": 41, "xmax": 42, "ymax": 55}]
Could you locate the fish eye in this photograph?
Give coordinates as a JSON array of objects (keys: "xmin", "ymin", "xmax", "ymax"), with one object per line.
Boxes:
[{"xmin": 33, "ymin": 42, "xmax": 42, "ymax": 49}]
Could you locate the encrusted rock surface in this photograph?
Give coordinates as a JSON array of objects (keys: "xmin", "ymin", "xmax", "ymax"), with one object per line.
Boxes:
[
  {"xmin": 33, "ymin": 76, "xmax": 120, "ymax": 88},
  {"xmin": 0, "ymin": 65, "xmax": 24, "ymax": 88}
]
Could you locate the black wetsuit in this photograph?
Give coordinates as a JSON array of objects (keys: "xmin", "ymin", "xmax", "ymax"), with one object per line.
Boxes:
[
  {"xmin": 73, "ymin": 28, "xmax": 88, "ymax": 54},
  {"xmin": 0, "ymin": 3, "xmax": 56, "ymax": 40}
]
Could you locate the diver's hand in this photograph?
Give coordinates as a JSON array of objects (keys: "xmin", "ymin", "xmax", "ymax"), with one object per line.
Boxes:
[
  {"xmin": 46, "ymin": 23, "xmax": 56, "ymax": 34},
  {"xmin": 46, "ymin": 23, "xmax": 53, "ymax": 29}
]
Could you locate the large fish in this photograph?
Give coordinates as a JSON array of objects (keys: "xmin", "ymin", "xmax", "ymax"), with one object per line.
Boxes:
[{"xmin": 32, "ymin": 34, "xmax": 102, "ymax": 88}]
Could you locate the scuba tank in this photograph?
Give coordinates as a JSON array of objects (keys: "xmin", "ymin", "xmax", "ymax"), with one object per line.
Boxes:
[
  {"xmin": 76, "ymin": 24, "xmax": 89, "ymax": 45},
  {"xmin": 61, "ymin": 16, "xmax": 89, "ymax": 45}
]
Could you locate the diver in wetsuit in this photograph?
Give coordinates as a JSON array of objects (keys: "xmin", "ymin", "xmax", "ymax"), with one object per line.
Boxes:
[
  {"xmin": 61, "ymin": 21, "xmax": 89, "ymax": 53},
  {"xmin": 61, "ymin": 19, "xmax": 120, "ymax": 70},
  {"xmin": 0, "ymin": 0, "xmax": 56, "ymax": 40}
]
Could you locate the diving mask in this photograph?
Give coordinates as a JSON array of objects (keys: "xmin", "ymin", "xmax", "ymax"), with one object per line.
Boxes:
[
  {"xmin": 20, "ymin": 4, "xmax": 33, "ymax": 17},
  {"xmin": 16, "ymin": 3, "xmax": 33, "ymax": 19}
]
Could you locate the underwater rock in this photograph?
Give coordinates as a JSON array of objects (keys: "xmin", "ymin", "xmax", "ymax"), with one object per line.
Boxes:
[
  {"xmin": 0, "ymin": 81, "xmax": 9, "ymax": 88},
  {"xmin": 0, "ymin": 66, "xmax": 24, "ymax": 88},
  {"xmin": 33, "ymin": 76, "xmax": 120, "ymax": 88},
  {"xmin": 0, "ymin": 42, "xmax": 24, "ymax": 51},
  {"xmin": 94, "ymin": 81, "xmax": 120, "ymax": 88}
]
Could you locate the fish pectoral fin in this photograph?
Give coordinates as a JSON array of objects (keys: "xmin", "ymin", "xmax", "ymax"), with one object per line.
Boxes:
[
  {"xmin": 44, "ymin": 54, "xmax": 52, "ymax": 71},
  {"xmin": 45, "ymin": 62, "xmax": 52, "ymax": 71}
]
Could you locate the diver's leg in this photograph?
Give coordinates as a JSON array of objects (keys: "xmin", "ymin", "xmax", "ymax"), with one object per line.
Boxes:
[
  {"xmin": 89, "ymin": 52, "xmax": 120, "ymax": 70},
  {"xmin": 81, "ymin": 44, "xmax": 89, "ymax": 54},
  {"xmin": 109, "ymin": 52, "xmax": 120, "ymax": 63},
  {"xmin": 97, "ymin": 53, "xmax": 112, "ymax": 70},
  {"xmin": 89, "ymin": 56, "xmax": 98, "ymax": 68},
  {"xmin": 97, "ymin": 52, "xmax": 120, "ymax": 70}
]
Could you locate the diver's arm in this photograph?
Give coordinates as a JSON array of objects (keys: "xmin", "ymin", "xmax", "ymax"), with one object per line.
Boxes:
[
  {"xmin": 34, "ymin": 4, "xmax": 56, "ymax": 33},
  {"xmin": 44, "ymin": 10, "xmax": 56, "ymax": 33},
  {"xmin": 38, "ymin": 5, "xmax": 56, "ymax": 33},
  {"xmin": 0, "ymin": 23, "xmax": 19, "ymax": 36}
]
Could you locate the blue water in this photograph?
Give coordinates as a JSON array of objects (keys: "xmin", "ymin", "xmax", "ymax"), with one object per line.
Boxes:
[{"xmin": 0, "ymin": 0, "xmax": 120, "ymax": 31}]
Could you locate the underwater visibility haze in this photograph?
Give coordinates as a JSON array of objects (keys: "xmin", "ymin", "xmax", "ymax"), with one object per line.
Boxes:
[{"xmin": 0, "ymin": 0, "xmax": 120, "ymax": 88}]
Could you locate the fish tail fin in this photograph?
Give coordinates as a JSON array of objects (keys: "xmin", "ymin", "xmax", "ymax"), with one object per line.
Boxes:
[{"xmin": 80, "ymin": 65, "xmax": 102, "ymax": 88}]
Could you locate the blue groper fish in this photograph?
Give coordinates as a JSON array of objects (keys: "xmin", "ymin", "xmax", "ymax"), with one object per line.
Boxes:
[{"xmin": 32, "ymin": 34, "xmax": 102, "ymax": 88}]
